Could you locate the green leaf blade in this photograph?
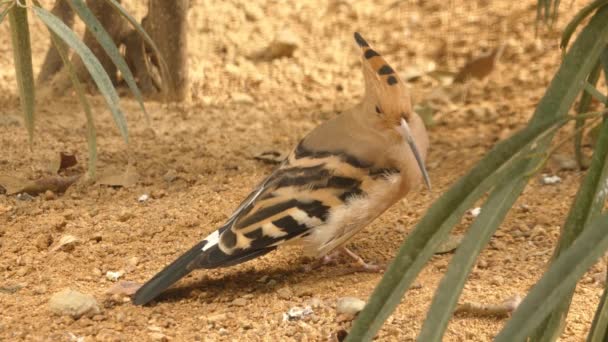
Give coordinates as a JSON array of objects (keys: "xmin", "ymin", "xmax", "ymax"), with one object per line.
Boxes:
[
  {"xmin": 67, "ymin": 0, "xmax": 149, "ymax": 123},
  {"xmin": 33, "ymin": 5, "xmax": 128, "ymax": 144},
  {"xmin": 8, "ymin": 5, "xmax": 35, "ymax": 145},
  {"xmin": 495, "ymin": 213, "xmax": 608, "ymax": 342}
]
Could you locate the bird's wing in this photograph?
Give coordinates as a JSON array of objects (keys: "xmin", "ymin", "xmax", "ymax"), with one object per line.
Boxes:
[{"xmin": 211, "ymin": 143, "xmax": 371, "ymax": 259}]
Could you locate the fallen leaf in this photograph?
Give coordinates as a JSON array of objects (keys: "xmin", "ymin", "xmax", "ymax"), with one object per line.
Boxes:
[
  {"xmin": 97, "ymin": 166, "xmax": 138, "ymax": 188},
  {"xmin": 50, "ymin": 235, "xmax": 79, "ymax": 252},
  {"xmin": 435, "ymin": 234, "xmax": 464, "ymax": 254},
  {"xmin": 106, "ymin": 281, "xmax": 142, "ymax": 297},
  {"xmin": 454, "ymin": 45, "xmax": 505, "ymax": 83},
  {"xmin": 0, "ymin": 174, "xmax": 80, "ymax": 196},
  {"xmin": 49, "ymin": 152, "xmax": 78, "ymax": 174},
  {"xmin": 254, "ymin": 150, "xmax": 287, "ymax": 164}
]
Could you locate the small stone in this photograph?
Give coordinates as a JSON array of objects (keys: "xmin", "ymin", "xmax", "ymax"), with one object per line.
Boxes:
[
  {"xmin": 231, "ymin": 297, "xmax": 247, "ymax": 307},
  {"xmin": 206, "ymin": 313, "xmax": 227, "ymax": 324},
  {"xmin": 138, "ymin": 194, "xmax": 150, "ymax": 202},
  {"xmin": 336, "ymin": 297, "xmax": 366, "ymax": 315},
  {"xmin": 477, "ymin": 259, "xmax": 489, "ymax": 269},
  {"xmin": 125, "ymin": 257, "xmax": 139, "ymax": 272},
  {"xmin": 435, "ymin": 234, "xmax": 464, "ymax": 254},
  {"xmin": 16, "ymin": 193, "xmax": 34, "ymax": 201},
  {"xmin": 231, "ymin": 92, "xmax": 254, "ymax": 105},
  {"xmin": 35, "ymin": 233, "xmax": 53, "ymax": 251},
  {"xmin": 49, "ymin": 289, "xmax": 100, "ymax": 319},
  {"xmin": 44, "ymin": 190, "xmax": 56, "ymax": 200},
  {"xmin": 283, "ymin": 306, "xmax": 313, "ymax": 321},
  {"xmin": 491, "ymin": 275, "xmax": 505, "ymax": 286},
  {"xmin": 310, "ymin": 298, "xmax": 323, "ymax": 308},
  {"xmin": 90, "ymin": 233, "xmax": 103, "ymax": 243},
  {"xmin": 106, "ymin": 270, "xmax": 124, "ymax": 282},
  {"xmin": 277, "ymin": 287, "xmax": 293, "ymax": 300},
  {"xmin": 92, "ymin": 268, "xmax": 102, "ymax": 277},
  {"xmin": 163, "ymin": 170, "xmax": 178, "ymax": 183},
  {"xmin": 541, "ymin": 174, "xmax": 562, "ymax": 185},
  {"xmin": 33, "ymin": 285, "xmax": 48, "ymax": 295},
  {"xmin": 218, "ymin": 328, "xmax": 229, "ymax": 336},
  {"xmin": 255, "ymin": 29, "xmax": 301, "ymax": 60},
  {"xmin": 243, "ymin": 3, "xmax": 263, "ymax": 21},
  {"xmin": 470, "ymin": 207, "xmax": 481, "ymax": 217},
  {"xmin": 149, "ymin": 332, "xmax": 168, "ymax": 342},
  {"xmin": 553, "ymin": 154, "xmax": 577, "ymax": 171},
  {"xmin": 117, "ymin": 210, "xmax": 133, "ymax": 222}
]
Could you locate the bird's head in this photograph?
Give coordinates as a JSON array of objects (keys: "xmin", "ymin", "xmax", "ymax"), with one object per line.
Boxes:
[{"xmin": 354, "ymin": 32, "xmax": 431, "ymax": 190}]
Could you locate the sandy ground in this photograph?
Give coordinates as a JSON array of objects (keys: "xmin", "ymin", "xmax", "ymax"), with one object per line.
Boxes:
[{"xmin": 1, "ymin": 0, "xmax": 607, "ymax": 341}]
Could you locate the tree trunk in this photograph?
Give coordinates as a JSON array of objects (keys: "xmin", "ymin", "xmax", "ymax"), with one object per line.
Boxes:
[{"xmin": 144, "ymin": 0, "xmax": 189, "ymax": 101}]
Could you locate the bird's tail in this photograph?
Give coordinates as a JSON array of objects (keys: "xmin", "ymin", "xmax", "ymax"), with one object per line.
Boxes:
[{"xmin": 132, "ymin": 240, "xmax": 207, "ymax": 306}]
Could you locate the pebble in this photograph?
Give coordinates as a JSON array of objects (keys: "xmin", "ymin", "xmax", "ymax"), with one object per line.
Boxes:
[
  {"xmin": 50, "ymin": 234, "xmax": 79, "ymax": 252},
  {"xmin": 49, "ymin": 289, "xmax": 100, "ymax": 319},
  {"xmin": 35, "ymin": 233, "xmax": 53, "ymax": 251},
  {"xmin": 106, "ymin": 270, "xmax": 124, "ymax": 282},
  {"xmin": 277, "ymin": 287, "xmax": 293, "ymax": 300},
  {"xmin": 470, "ymin": 207, "xmax": 482, "ymax": 217},
  {"xmin": 231, "ymin": 92, "xmax": 254, "ymax": 104},
  {"xmin": 256, "ymin": 29, "xmax": 301, "ymax": 60},
  {"xmin": 491, "ymin": 275, "xmax": 505, "ymax": 286},
  {"xmin": 44, "ymin": 190, "xmax": 56, "ymax": 200},
  {"xmin": 231, "ymin": 297, "xmax": 248, "ymax": 307},
  {"xmin": 138, "ymin": 194, "xmax": 150, "ymax": 202},
  {"xmin": 163, "ymin": 170, "xmax": 178, "ymax": 183},
  {"xmin": 435, "ymin": 234, "xmax": 464, "ymax": 254},
  {"xmin": 149, "ymin": 332, "xmax": 169, "ymax": 342},
  {"xmin": 283, "ymin": 306, "xmax": 313, "ymax": 321},
  {"xmin": 541, "ymin": 174, "xmax": 562, "ymax": 185},
  {"xmin": 336, "ymin": 297, "xmax": 366, "ymax": 315},
  {"xmin": 553, "ymin": 154, "xmax": 577, "ymax": 171},
  {"xmin": 206, "ymin": 313, "xmax": 227, "ymax": 324}
]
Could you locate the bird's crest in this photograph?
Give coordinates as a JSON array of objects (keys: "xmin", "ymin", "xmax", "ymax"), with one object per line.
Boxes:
[{"xmin": 354, "ymin": 32, "xmax": 411, "ymax": 122}]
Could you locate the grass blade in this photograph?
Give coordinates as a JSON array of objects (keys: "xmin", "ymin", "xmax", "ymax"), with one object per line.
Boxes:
[
  {"xmin": 48, "ymin": 29, "xmax": 97, "ymax": 179},
  {"xmin": 8, "ymin": 4, "xmax": 35, "ymax": 145},
  {"xmin": 575, "ymin": 63, "xmax": 603, "ymax": 168},
  {"xmin": 531, "ymin": 55, "xmax": 608, "ymax": 342},
  {"xmin": 494, "ymin": 213, "xmax": 608, "ymax": 342},
  {"xmin": 587, "ymin": 269, "xmax": 608, "ymax": 342},
  {"xmin": 560, "ymin": 0, "xmax": 608, "ymax": 51},
  {"xmin": 347, "ymin": 5, "xmax": 608, "ymax": 340},
  {"xmin": 103, "ymin": 0, "xmax": 171, "ymax": 96},
  {"xmin": 0, "ymin": 2, "xmax": 13, "ymax": 25},
  {"xmin": 33, "ymin": 5, "xmax": 128, "ymax": 144},
  {"xmin": 417, "ymin": 160, "xmax": 530, "ymax": 341},
  {"xmin": 67, "ymin": 0, "xmax": 149, "ymax": 124}
]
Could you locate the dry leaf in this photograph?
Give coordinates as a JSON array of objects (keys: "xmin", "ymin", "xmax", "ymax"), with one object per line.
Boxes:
[
  {"xmin": 97, "ymin": 166, "xmax": 138, "ymax": 188},
  {"xmin": 49, "ymin": 152, "xmax": 78, "ymax": 174},
  {"xmin": 454, "ymin": 45, "xmax": 505, "ymax": 83},
  {"xmin": 254, "ymin": 150, "xmax": 287, "ymax": 164},
  {"xmin": 51, "ymin": 235, "xmax": 79, "ymax": 252},
  {"xmin": 0, "ymin": 174, "xmax": 80, "ymax": 196}
]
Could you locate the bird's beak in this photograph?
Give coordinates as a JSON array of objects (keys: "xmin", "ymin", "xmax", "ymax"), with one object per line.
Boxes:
[{"xmin": 400, "ymin": 118, "xmax": 431, "ymax": 190}]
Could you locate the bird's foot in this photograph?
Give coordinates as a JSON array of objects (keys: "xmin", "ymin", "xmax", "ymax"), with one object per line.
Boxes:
[
  {"xmin": 302, "ymin": 247, "xmax": 384, "ymax": 274},
  {"xmin": 337, "ymin": 247, "xmax": 385, "ymax": 274}
]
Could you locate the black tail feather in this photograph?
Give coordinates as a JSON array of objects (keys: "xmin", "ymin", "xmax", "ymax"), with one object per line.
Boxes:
[
  {"xmin": 133, "ymin": 239, "xmax": 277, "ymax": 305},
  {"xmin": 132, "ymin": 240, "xmax": 207, "ymax": 305}
]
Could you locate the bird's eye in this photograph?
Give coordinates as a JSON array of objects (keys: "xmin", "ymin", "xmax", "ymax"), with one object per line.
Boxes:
[{"xmin": 375, "ymin": 105, "xmax": 382, "ymax": 114}]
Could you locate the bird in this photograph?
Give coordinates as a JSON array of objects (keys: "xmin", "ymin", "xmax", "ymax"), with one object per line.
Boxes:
[{"xmin": 132, "ymin": 32, "xmax": 431, "ymax": 306}]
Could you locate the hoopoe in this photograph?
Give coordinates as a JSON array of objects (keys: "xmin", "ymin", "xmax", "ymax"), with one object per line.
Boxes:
[{"xmin": 133, "ymin": 32, "xmax": 431, "ymax": 305}]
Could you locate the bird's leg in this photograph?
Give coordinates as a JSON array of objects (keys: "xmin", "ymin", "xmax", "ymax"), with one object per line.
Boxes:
[
  {"xmin": 302, "ymin": 250, "xmax": 341, "ymax": 272},
  {"xmin": 337, "ymin": 247, "xmax": 384, "ymax": 274}
]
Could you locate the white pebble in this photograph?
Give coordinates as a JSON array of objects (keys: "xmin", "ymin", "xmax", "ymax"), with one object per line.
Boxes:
[
  {"xmin": 105, "ymin": 270, "xmax": 124, "ymax": 282},
  {"xmin": 541, "ymin": 174, "xmax": 562, "ymax": 185},
  {"xmin": 138, "ymin": 194, "xmax": 149, "ymax": 202},
  {"xmin": 283, "ymin": 306, "xmax": 313, "ymax": 321},
  {"xmin": 336, "ymin": 297, "xmax": 366, "ymax": 315},
  {"xmin": 470, "ymin": 207, "xmax": 481, "ymax": 217}
]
